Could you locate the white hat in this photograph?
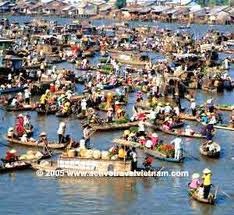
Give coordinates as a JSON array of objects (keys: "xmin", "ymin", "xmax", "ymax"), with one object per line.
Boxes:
[
  {"xmin": 10, "ymin": 149, "xmax": 16, "ymax": 153},
  {"xmin": 46, "ymin": 89, "xmax": 50, "ymax": 93},
  {"xmin": 39, "ymin": 132, "xmax": 47, "ymax": 136},
  {"xmin": 60, "ymin": 122, "xmax": 66, "ymax": 127},
  {"xmin": 115, "ymin": 101, "xmax": 120, "ymax": 105},
  {"xmin": 192, "ymin": 173, "xmax": 200, "ymax": 179},
  {"xmin": 152, "ymin": 133, "xmax": 158, "ymax": 138},
  {"xmin": 18, "ymin": 114, "xmax": 23, "ymax": 117},
  {"xmin": 23, "ymin": 134, "xmax": 27, "ymax": 137},
  {"xmin": 203, "ymin": 168, "xmax": 211, "ymax": 174},
  {"xmin": 18, "ymin": 92, "xmax": 22, "ymax": 96},
  {"xmin": 8, "ymin": 127, "xmax": 14, "ymax": 132}
]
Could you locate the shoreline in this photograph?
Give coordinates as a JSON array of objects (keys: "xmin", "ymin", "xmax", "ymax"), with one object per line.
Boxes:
[{"xmin": 0, "ymin": 12, "xmax": 232, "ymax": 26}]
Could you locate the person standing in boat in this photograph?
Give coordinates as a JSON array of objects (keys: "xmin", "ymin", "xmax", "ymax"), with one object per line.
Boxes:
[
  {"xmin": 130, "ymin": 147, "xmax": 138, "ymax": 171},
  {"xmin": 171, "ymin": 137, "xmax": 183, "ymax": 160},
  {"xmin": 202, "ymin": 168, "xmax": 212, "ymax": 199},
  {"xmin": 24, "ymin": 88, "xmax": 31, "ymax": 105},
  {"xmin": 190, "ymin": 98, "xmax": 197, "ymax": 116},
  {"xmin": 83, "ymin": 125, "xmax": 92, "ymax": 149},
  {"xmin": 57, "ymin": 122, "xmax": 66, "ymax": 144}
]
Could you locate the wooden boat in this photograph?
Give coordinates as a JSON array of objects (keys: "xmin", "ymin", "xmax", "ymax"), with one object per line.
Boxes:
[
  {"xmin": 0, "ymin": 86, "xmax": 26, "ymax": 94},
  {"xmin": 31, "ymin": 156, "xmax": 163, "ymax": 177},
  {"xmin": 56, "ymin": 111, "xmax": 71, "ymax": 118},
  {"xmin": 215, "ymin": 105, "xmax": 234, "ymax": 111},
  {"xmin": 159, "ymin": 128, "xmax": 206, "ymax": 139},
  {"xmin": 6, "ymin": 104, "xmax": 35, "ymax": 112},
  {"xmin": 213, "ymin": 124, "xmax": 234, "ymax": 131},
  {"xmin": 91, "ymin": 121, "xmax": 139, "ymax": 132},
  {"xmin": 113, "ymin": 139, "xmax": 184, "ymax": 163},
  {"xmin": 188, "ymin": 189, "xmax": 216, "ymax": 205},
  {"xmin": 144, "ymin": 148, "xmax": 184, "ymax": 163},
  {"xmin": 5, "ymin": 137, "xmax": 67, "ymax": 150},
  {"xmin": 36, "ymin": 107, "xmax": 57, "ymax": 115},
  {"xmin": 0, "ymin": 161, "xmax": 31, "ymax": 173},
  {"xmin": 199, "ymin": 142, "xmax": 221, "ymax": 158},
  {"xmin": 179, "ymin": 113, "xmax": 197, "ymax": 121}
]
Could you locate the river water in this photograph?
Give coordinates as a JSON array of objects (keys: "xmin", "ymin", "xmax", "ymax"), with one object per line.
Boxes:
[{"xmin": 0, "ymin": 16, "xmax": 234, "ymax": 215}]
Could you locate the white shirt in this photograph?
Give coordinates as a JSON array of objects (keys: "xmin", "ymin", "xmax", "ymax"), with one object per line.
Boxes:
[
  {"xmin": 11, "ymin": 98, "xmax": 17, "ymax": 106},
  {"xmin": 190, "ymin": 102, "xmax": 196, "ymax": 110},
  {"xmin": 79, "ymin": 139, "xmax": 86, "ymax": 149},
  {"xmin": 57, "ymin": 125, "xmax": 66, "ymax": 135},
  {"xmin": 81, "ymin": 100, "xmax": 87, "ymax": 110},
  {"xmin": 145, "ymin": 140, "xmax": 153, "ymax": 148},
  {"xmin": 138, "ymin": 121, "xmax": 145, "ymax": 132},
  {"xmin": 164, "ymin": 105, "xmax": 172, "ymax": 114},
  {"xmin": 24, "ymin": 90, "xmax": 31, "ymax": 99},
  {"xmin": 171, "ymin": 138, "xmax": 182, "ymax": 150}
]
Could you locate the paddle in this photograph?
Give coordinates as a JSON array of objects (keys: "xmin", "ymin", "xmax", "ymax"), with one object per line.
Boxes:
[
  {"xmin": 219, "ymin": 187, "xmax": 232, "ymax": 199},
  {"xmin": 184, "ymin": 149, "xmax": 200, "ymax": 161}
]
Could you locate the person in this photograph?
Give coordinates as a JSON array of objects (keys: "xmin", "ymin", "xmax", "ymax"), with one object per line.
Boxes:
[
  {"xmin": 83, "ymin": 125, "xmax": 92, "ymax": 148},
  {"xmin": 5, "ymin": 149, "xmax": 18, "ymax": 162},
  {"xmin": 137, "ymin": 120, "xmax": 145, "ymax": 136},
  {"xmin": 40, "ymin": 94, "xmax": 47, "ymax": 111},
  {"xmin": 190, "ymin": 98, "xmax": 196, "ymax": 116},
  {"xmin": 20, "ymin": 133, "xmax": 28, "ymax": 143},
  {"xmin": 79, "ymin": 137, "xmax": 86, "ymax": 149},
  {"xmin": 10, "ymin": 96, "xmax": 18, "ymax": 107},
  {"xmin": 37, "ymin": 132, "xmax": 48, "ymax": 146},
  {"xmin": 57, "ymin": 122, "xmax": 66, "ymax": 144},
  {"xmin": 130, "ymin": 147, "xmax": 137, "ymax": 171},
  {"xmin": 206, "ymin": 122, "xmax": 214, "ymax": 141},
  {"xmin": 185, "ymin": 125, "xmax": 194, "ymax": 135},
  {"xmin": 118, "ymin": 146, "xmax": 126, "ymax": 159},
  {"xmin": 189, "ymin": 173, "xmax": 201, "ymax": 190},
  {"xmin": 171, "ymin": 137, "xmax": 183, "ymax": 160},
  {"xmin": 143, "ymin": 156, "xmax": 153, "ymax": 170},
  {"xmin": 7, "ymin": 127, "xmax": 14, "ymax": 138},
  {"xmin": 145, "ymin": 139, "xmax": 153, "ymax": 149},
  {"xmin": 106, "ymin": 108, "xmax": 113, "ymax": 122},
  {"xmin": 24, "ymin": 88, "xmax": 31, "ymax": 105},
  {"xmin": 202, "ymin": 168, "xmax": 212, "ymax": 199},
  {"xmin": 81, "ymin": 98, "xmax": 87, "ymax": 116}
]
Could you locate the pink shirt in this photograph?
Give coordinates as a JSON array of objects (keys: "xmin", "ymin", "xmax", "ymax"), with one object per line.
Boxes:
[{"xmin": 189, "ymin": 179, "xmax": 201, "ymax": 189}]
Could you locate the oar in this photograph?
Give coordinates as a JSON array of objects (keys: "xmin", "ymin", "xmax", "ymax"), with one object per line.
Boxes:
[
  {"xmin": 219, "ymin": 187, "xmax": 232, "ymax": 199},
  {"xmin": 184, "ymin": 149, "xmax": 200, "ymax": 161}
]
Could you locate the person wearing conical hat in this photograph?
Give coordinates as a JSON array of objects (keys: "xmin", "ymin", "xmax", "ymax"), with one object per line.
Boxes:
[
  {"xmin": 202, "ymin": 168, "xmax": 212, "ymax": 199},
  {"xmin": 189, "ymin": 173, "xmax": 201, "ymax": 190}
]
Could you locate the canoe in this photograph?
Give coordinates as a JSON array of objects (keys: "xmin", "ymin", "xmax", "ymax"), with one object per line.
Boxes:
[
  {"xmin": 91, "ymin": 121, "xmax": 139, "ymax": 132},
  {"xmin": 6, "ymin": 104, "xmax": 35, "ymax": 112},
  {"xmin": 5, "ymin": 137, "xmax": 67, "ymax": 150},
  {"xmin": 179, "ymin": 113, "xmax": 197, "ymax": 121},
  {"xmin": 188, "ymin": 189, "xmax": 216, "ymax": 205},
  {"xmin": 213, "ymin": 124, "xmax": 234, "ymax": 131},
  {"xmin": 0, "ymin": 86, "xmax": 26, "ymax": 95},
  {"xmin": 56, "ymin": 111, "xmax": 71, "ymax": 118},
  {"xmin": 215, "ymin": 105, "xmax": 234, "ymax": 111},
  {"xmin": 144, "ymin": 148, "xmax": 184, "ymax": 163},
  {"xmin": 0, "ymin": 161, "xmax": 31, "ymax": 173},
  {"xmin": 113, "ymin": 139, "xmax": 184, "ymax": 163},
  {"xmin": 159, "ymin": 128, "xmax": 206, "ymax": 139},
  {"xmin": 199, "ymin": 142, "xmax": 221, "ymax": 158},
  {"xmin": 36, "ymin": 107, "xmax": 57, "ymax": 115}
]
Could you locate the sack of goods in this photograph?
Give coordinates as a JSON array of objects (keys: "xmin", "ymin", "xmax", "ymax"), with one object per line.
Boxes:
[
  {"xmin": 101, "ymin": 151, "xmax": 110, "ymax": 160},
  {"xmin": 93, "ymin": 150, "xmax": 101, "ymax": 159},
  {"xmin": 68, "ymin": 149, "xmax": 76, "ymax": 158},
  {"xmin": 79, "ymin": 149, "xmax": 88, "ymax": 158},
  {"xmin": 111, "ymin": 154, "xmax": 118, "ymax": 160},
  {"xmin": 86, "ymin": 150, "xmax": 93, "ymax": 159}
]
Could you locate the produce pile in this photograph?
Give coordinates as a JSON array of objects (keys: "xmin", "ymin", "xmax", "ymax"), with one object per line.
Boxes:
[
  {"xmin": 19, "ymin": 150, "xmax": 44, "ymax": 160},
  {"xmin": 157, "ymin": 144, "xmax": 175, "ymax": 158}
]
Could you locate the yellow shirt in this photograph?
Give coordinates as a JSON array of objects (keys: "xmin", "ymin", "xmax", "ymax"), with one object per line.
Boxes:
[
  {"xmin": 202, "ymin": 173, "xmax": 212, "ymax": 186},
  {"xmin": 118, "ymin": 148, "xmax": 126, "ymax": 159},
  {"xmin": 40, "ymin": 95, "xmax": 46, "ymax": 104}
]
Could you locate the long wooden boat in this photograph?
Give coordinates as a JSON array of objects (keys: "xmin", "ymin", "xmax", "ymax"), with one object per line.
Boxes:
[
  {"xmin": 0, "ymin": 161, "xmax": 31, "ymax": 173},
  {"xmin": 36, "ymin": 107, "xmax": 57, "ymax": 115},
  {"xmin": 213, "ymin": 124, "xmax": 234, "ymax": 131},
  {"xmin": 188, "ymin": 189, "xmax": 216, "ymax": 205},
  {"xmin": 199, "ymin": 142, "xmax": 221, "ymax": 158},
  {"xmin": 179, "ymin": 113, "xmax": 197, "ymax": 121},
  {"xmin": 31, "ymin": 156, "xmax": 163, "ymax": 177},
  {"xmin": 6, "ymin": 104, "xmax": 35, "ymax": 112},
  {"xmin": 113, "ymin": 139, "xmax": 184, "ymax": 163},
  {"xmin": 91, "ymin": 121, "xmax": 139, "ymax": 132},
  {"xmin": 5, "ymin": 136, "xmax": 67, "ymax": 150},
  {"xmin": 159, "ymin": 128, "xmax": 206, "ymax": 139},
  {"xmin": 0, "ymin": 86, "xmax": 26, "ymax": 94},
  {"xmin": 215, "ymin": 105, "xmax": 234, "ymax": 111}
]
